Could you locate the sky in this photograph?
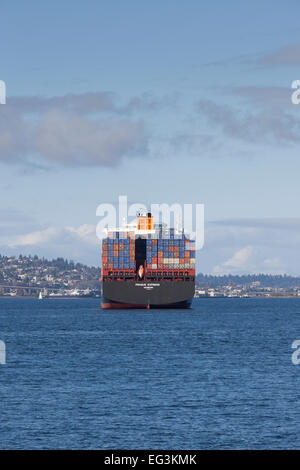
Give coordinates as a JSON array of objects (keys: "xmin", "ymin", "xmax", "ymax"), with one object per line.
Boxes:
[{"xmin": 1, "ymin": 0, "xmax": 300, "ymax": 274}]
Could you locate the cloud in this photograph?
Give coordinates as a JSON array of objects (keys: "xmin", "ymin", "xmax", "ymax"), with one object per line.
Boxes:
[
  {"xmin": 34, "ymin": 110, "xmax": 146, "ymax": 166},
  {"xmin": 7, "ymin": 224, "xmax": 98, "ymax": 248},
  {"xmin": 196, "ymin": 99, "xmax": 300, "ymax": 145},
  {"xmin": 223, "ymin": 246, "xmax": 253, "ymax": 267},
  {"xmin": 214, "ymin": 246, "xmax": 254, "ymax": 274},
  {"xmin": 8, "ymin": 92, "xmax": 117, "ymax": 115},
  {"xmin": 8, "ymin": 227, "xmax": 58, "ymax": 247},
  {"xmin": 64, "ymin": 224, "xmax": 97, "ymax": 245},
  {"xmin": 121, "ymin": 92, "xmax": 179, "ymax": 114},
  {"xmin": 200, "ymin": 218, "xmax": 300, "ymax": 275},
  {"xmin": 231, "ymin": 86, "xmax": 294, "ymax": 109},
  {"xmin": 0, "ymin": 91, "xmax": 177, "ymax": 168},
  {"xmin": 206, "ymin": 219, "xmax": 300, "ymax": 254},
  {"xmin": 3, "ymin": 224, "xmax": 99, "ymax": 265},
  {"xmin": 0, "ymin": 107, "xmax": 32, "ymax": 163},
  {"xmin": 8, "ymin": 91, "xmax": 177, "ymax": 116},
  {"xmin": 259, "ymin": 42, "xmax": 300, "ymax": 66},
  {"xmin": 0, "ymin": 107, "xmax": 146, "ymax": 168}
]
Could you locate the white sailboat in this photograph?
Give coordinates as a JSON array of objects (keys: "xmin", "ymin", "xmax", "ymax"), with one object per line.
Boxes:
[{"xmin": 38, "ymin": 291, "xmax": 43, "ymax": 300}]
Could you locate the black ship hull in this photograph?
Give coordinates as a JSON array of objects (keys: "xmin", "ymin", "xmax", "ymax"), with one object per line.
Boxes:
[{"xmin": 102, "ymin": 280, "xmax": 194, "ymax": 309}]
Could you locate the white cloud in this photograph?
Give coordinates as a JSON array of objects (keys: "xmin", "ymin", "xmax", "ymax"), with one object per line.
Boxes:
[
  {"xmin": 7, "ymin": 227, "xmax": 57, "ymax": 247},
  {"xmin": 223, "ymin": 246, "xmax": 253, "ymax": 268},
  {"xmin": 213, "ymin": 246, "xmax": 254, "ymax": 274},
  {"xmin": 65, "ymin": 224, "xmax": 97, "ymax": 245},
  {"xmin": 7, "ymin": 224, "xmax": 98, "ymax": 248},
  {"xmin": 202, "ymin": 220, "xmax": 299, "ymax": 274},
  {"xmin": 2, "ymin": 224, "xmax": 99, "ymax": 266}
]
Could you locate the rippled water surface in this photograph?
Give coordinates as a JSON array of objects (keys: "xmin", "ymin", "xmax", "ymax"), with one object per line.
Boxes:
[{"xmin": 1, "ymin": 297, "xmax": 300, "ymax": 449}]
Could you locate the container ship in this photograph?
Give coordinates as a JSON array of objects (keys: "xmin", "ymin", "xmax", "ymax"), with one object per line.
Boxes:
[{"xmin": 101, "ymin": 211, "xmax": 195, "ymax": 309}]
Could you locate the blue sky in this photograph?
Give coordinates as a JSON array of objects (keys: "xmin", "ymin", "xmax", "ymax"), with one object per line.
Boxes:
[{"xmin": 1, "ymin": 0, "xmax": 300, "ymax": 273}]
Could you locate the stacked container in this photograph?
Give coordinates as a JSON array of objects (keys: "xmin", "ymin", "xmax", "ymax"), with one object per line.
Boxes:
[
  {"xmin": 146, "ymin": 239, "xmax": 158, "ymax": 269},
  {"xmin": 146, "ymin": 232, "xmax": 195, "ymax": 272},
  {"xmin": 102, "ymin": 226, "xmax": 195, "ymax": 277},
  {"xmin": 102, "ymin": 231, "xmax": 135, "ymax": 272}
]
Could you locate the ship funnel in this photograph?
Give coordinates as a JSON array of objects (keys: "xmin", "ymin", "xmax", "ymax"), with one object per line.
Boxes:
[{"xmin": 137, "ymin": 211, "xmax": 154, "ymax": 230}]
